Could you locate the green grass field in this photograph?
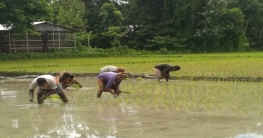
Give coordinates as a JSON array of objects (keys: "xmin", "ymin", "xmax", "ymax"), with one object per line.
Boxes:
[{"xmin": 0, "ymin": 52, "xmax": 263, "ymax": 78}]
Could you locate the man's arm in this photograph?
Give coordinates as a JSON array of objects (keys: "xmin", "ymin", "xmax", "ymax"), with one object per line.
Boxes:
[
  {"xmin": 162, "ymin": 67, "xmax": 172, "ymax": 82},
  {"xmin": 115, "ymin": 83, "xmax": 122, "ymax": 95},
  {"xmin": 29, "ymin": 79, "xmax": 38, "ymax": 102},
  {"xmin": 164, "ymin": 72, "xmax": 170, "ymax": 82},
  {"xmin": 105, "ymin": 88, "xmax": 118, "ymax": 97},
  {"xmin": 105, "ymin": 78, "xmax": 118, "ymax": 97},
  {"xmin": 71, "ymin": 78, "xmax": 82, "ymax": 88},
  {"xmin": 41, "ymin": 90, "xmax": 55, "ymax": 99},
  {"xmin": 29, "ymin": 89, "xmax": 34, "ymax": 102}
]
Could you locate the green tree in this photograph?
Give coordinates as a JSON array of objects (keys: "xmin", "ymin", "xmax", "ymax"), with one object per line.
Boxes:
[
  {"xmin": 101, "ymin": 26, "xmax": 127, "ymax": 47},
  {"xmin": 220, "ymin": 8, "xmax": 246, "ymax": 51},
  {"xmin": 100, "ymin": 3, "xmax": 124, "ymax": 30},
  {"xmin": 148, "ymin": 36, "xmax": 184, "ymax": 52},
  {"xmin": 189, "ymin": 0, "xmax": 246, "ymax": 52},
  {"xmin": 0, "ymin": 0, "xmax": 51, "ymax": 35},
  {"xmin": 81, "ymin": 0, "xmax": 112, "ymax": 48},
  {"xmin": 120, "ymin": 0, "xmax": 178, "ymax": 49},
  {"xmin": 120, "ymin": 0, "xmax": 247, "ymax": 52},
  {"xmin": 94, "ymin": 2, "xmax": 125, "ymax": 48},
  {"xmin": 52, "ymin": 0, "xmax": 86, "ymax": 30},
  {"xmin": 230, "ymin": 0, "xmax": 263, "ymax": 48}
]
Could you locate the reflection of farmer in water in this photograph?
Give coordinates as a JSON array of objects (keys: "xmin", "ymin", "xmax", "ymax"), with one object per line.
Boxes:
[
  {"xmin": 97, "ymin": 101, "xmax": 121, "ymax": 135},
  {"xmin": 153, "ymin": 64, "xmax": 180, "ymax": 82},
  {"xmin": 96, "ymin": 72, "xmax": 127, "ymax": 98},
  {"xmin": 97, "ymin": 102, "xmax": 120, "ymax": 122},
  {"xmin": 41, "ymin": 31, "xmax": 49, "ymax": 52},
  {"xmin": 31, "ymin": 106, "xmax": 65, "ymax": 135},
  {"xmin": 56, "ymin": 71, "xmax": 82, "ymax": 89}
]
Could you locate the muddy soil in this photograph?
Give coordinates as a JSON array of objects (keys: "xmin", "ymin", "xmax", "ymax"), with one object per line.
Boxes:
[{"xmin": 0, "ymin": 71, "xmax": 263, "ymax": 82}]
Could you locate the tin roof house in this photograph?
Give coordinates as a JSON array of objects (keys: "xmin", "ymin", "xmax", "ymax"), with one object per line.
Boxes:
[{"xmin": 0, "ymin": 21, "xmax": 79, "ymax": 53}]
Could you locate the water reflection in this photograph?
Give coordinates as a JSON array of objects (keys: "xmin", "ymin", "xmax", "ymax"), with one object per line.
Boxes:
[
  {"xmin": 96, "ymin": 101, "xmax": 121, "ymax": 137},
  {"xmin": 29, "ymin": 100, "xmax": 139, "ymax": 137},
  {"xmin": 56, "ymin": 109, "xmax": 86, "ymax": 137},
  {"xmin": 97, "ymin": 101, "xmax": 122, "ymax": 122},
  {"xmin": 234, "ymin": 133, "xmax": 263, "ymax": 138},
  {"xmin": 96, "ymin": 101, "xmax": 140, "ymax": 137},
  {"xmin": 30, "ymin": 104, "xmax": 65, "ymax": 137},
  {"xmin": 1, "ymin": 89, "xmax": 17, "ymax": 99},
  {"xmin": 3, "ymin": 78, "xmax": 263, "ymax": 138}
]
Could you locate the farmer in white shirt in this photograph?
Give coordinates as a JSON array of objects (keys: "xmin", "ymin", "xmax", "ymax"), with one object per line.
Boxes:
[
  {"xmin": 100, "ymin": 65, "xmax": 125, "ymax": 73},
  {"xmin": 28, "ymin": 75, "xmax": 68, "ymax": 104}
]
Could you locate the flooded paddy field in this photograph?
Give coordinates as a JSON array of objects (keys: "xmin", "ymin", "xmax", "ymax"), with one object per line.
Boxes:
[{"xmin": 1, "ymin": 77, "xmax": 263, "ymax": 138}]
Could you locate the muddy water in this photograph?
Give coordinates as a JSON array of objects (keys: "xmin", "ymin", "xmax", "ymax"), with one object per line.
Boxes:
[{"xmin": 0, "ymin": 77, "xmax": 263, "ymax": 138}]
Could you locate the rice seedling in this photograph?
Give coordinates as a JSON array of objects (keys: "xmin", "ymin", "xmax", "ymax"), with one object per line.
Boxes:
[
  {"xmin": 0, "ymin": 52, "xmax": 262, "ymax": 78},
  {"xmin": 117, "ymin": 78, "xmax": 263, "ymax": 115}
]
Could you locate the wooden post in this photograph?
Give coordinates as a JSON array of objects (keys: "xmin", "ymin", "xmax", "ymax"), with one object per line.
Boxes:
[
  {"xmin": 58, "ymin": 31, "xmax": 60, "ymax": 51},
  {"xmin": 14, "ymin": 33, "xmax": 16, "ymax": 53},
  {"xmin": 52, "ymin": 21, "xmax": 55, "ymax": 49},
  {"xmin": 74, "ymin": 31, "xmax": 76, "ymax": 50},
  {"xmin": 26, "ymin": 34, "xmax": 29, "ymax": 53},
  {"xmin": 8, "ymin": 31, "xmax": 11, "ymax": 54},
  {"xmin": 88, "ymin": 32, "xmax": 90, "ymax": 48}
]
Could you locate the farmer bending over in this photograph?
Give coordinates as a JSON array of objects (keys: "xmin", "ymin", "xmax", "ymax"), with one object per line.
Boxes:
[
  {"xmin": 100, "ymin": 65, "xmax": 125, "ymax": 73},
  {"xmin": 96, "ymin": 72, "xmax": 127, "ymax": 98},
  {"xmin": 57, "ymin": 71, "xmax": 82, "ymax": 89},
  {"xmin": 28, "ymin": 75, "xmax": 68, "ymax": 104},
  {"xmin": 153, "ymin": 64, "xmax": 180, "ymax": 82}
]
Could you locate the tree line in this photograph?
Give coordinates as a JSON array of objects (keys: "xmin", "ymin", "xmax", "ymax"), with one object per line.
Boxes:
[{"xmin": 1, "ymin": 0, "xmax": 263, "ymax": 52}]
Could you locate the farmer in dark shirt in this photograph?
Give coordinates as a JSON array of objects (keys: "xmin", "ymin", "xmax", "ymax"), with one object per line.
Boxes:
[
  {"xmin": 96, "ymin": 72, "xmax": 127, "ymax": 98},
  {"xmin": 153, "ymin": 64, "xmax": 180, "ymax": 82}
]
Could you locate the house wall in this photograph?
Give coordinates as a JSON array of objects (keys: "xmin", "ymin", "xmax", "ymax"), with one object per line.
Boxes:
[
  {"xmin": 0, "ymin": 31, "xmax": 76, "ymax": 53},
  {"xmin": 0, "ymin": 22, "xmax": 78, "ymax": 53}
]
